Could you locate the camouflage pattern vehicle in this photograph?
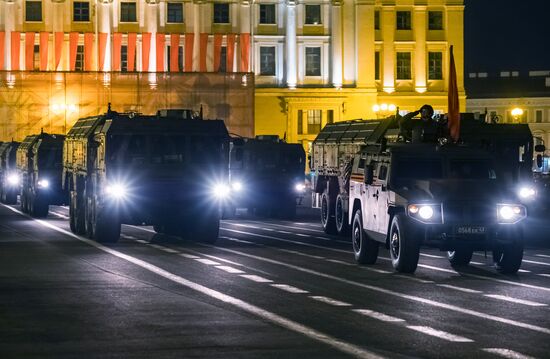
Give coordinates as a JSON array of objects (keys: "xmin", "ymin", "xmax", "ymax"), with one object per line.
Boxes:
[{"xmin": 0, "ymin": 141, "xmax": 21, "ymax": 204}]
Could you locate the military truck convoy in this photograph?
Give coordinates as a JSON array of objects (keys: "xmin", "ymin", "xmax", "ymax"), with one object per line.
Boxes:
[
  {"xmin": 310, "ymin": 115, "xmax": 531, "ymax": 274},
  {"xmin": 225, "ymin": 135, "xmax": 306, "ymax": 218}
]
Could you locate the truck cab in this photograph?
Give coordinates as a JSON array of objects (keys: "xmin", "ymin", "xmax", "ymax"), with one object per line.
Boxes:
[{"xmin": 349, "ymin": 143, "xmax": 526, "ymax": 274}]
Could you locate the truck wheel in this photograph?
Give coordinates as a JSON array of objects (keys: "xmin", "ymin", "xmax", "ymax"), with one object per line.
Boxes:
[
  {"xmin": 94, "ymin": 211, "xmax": 121, "ymax": 243},
  {"xmin": 186, "ymin": 213, "xmax": 220, "ymax": 243},
  {"xmin": 389, "ymin": 214, "xmax": 420, "ymax": 273},
  {"xmin": 5, "ymin": 189, "xmax": 17, "ymax": 205},
  {"xmin": 31, "ymin": 194, "xmax": 49, "ymax": 218},
  {"xmin": 335, "ymin": 194, "xmax": 350, "ymax": 236},
  {"xmin": 20, "ymin": 188, "xmax": 28, "ymax": 213},
  {"xmin": 69, "ymin": 192, "xmax": 86, "ymax": 235},
  {"xmin": 321, "ymin": 192, "xmax": 337, "ymax": 235},
  {"xmin": 493, "ymin": 229, "xmax": 523, "ymax": 274},
  {"xmin": 352, "ymin": 209, "xmax": 379, "ymax": 264},
  {"xmin": 447, "ymin": 248, "xmax": 474, "ymax": 266}
]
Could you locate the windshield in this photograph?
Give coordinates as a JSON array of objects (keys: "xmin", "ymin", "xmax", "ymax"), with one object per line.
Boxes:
[
  {"xmin": 448, "ymin": 159, "xmax": 495, "ymax": 179},
  {"xmin": 394, "ymin": 159, "xmax": 444, "ymax": 180},
  {"xmin": 393, "ymin": 157, "xmax": 496, "ymax": 181},
  {"xmin": 38, "ymin": 147, "xmax": 63, "ymax": 169}
]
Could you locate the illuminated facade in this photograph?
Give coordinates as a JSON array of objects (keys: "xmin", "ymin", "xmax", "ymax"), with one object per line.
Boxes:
[{"xmin": 0, "ymin": 0, "xmax": 465, "ymax": 146}]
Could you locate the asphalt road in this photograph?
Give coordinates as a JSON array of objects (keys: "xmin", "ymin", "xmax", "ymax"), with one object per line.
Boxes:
[{"xmin": 1, "ymin": 203, "xmax": 550, "ymax": 359}]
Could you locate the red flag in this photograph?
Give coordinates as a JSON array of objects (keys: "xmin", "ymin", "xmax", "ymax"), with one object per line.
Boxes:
[{"xmin": 448, "ymin": 45, "xmax": 460, "ymax": 142}]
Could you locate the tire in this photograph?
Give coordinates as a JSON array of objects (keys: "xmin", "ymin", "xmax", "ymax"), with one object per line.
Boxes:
[
  {"xmin": 94, "ymin": 209, "xmax": 121, "ymax": 243},
  {"xmin": 352, "ymin": 209, "xmax": 379, "ymax": 264},
  {"xmin": 69, "ymin": 191, "xmax": 86, "ymax": 235},
  {"xmin": 320, "ymin": 192, "xmax": 337, "ymax": 235},
  {"xmin": 447, "ymin": 248, "xmax": 474, "ymax": 266},
  {"xmin": 85, "ymin": 195, "xmax": 95, "ymax": 239},
  {"xmin": 30, "ymin": 194, "xmax": 49, "ymax": 218},
  {"xmin": 335, "ymin": 194, "xmax": 350, "ymax": 236},
  {"xmin": 153, "ymin": 224, "xmax": 164, "ymax": 234},
  {"xmin": 186, "ymin": 212, "xmax": 220, "ymax": 244},
  {"xmin": 20, "ymin": 188, "xmax": 28, "ymax": 213},
  {"xmin": 389, "ymin": 214, "xmax": 420, "ymax": 273},
  {"xmin": 5, "ymin": 189, "xmax": 17, "ymax": 205},
  {"xmin": 493, "ymin": 229, "xmax": 524, "ymax": 274}
]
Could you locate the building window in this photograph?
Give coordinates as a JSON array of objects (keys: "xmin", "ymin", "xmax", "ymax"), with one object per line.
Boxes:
[
  {"xmin": 305, "ymin": 5, "xmax": 321, "ymax": 25},
  {"xmin": 26, "ymin": 1, "xmax": 42, "ymax": 22},
  {"xmin": 327, "ymin": 110, "xmax": 334, "ymax": 124},
  {"xmin": 374, "ymin": 11, "xmax": 380, "ymax": 30},
  {"xmin": 121, "ymin": 46, "xmax": 128, "ymax": 72},
  {"xmin": 120, "ymin": 2, "xmax": 137, "ymax": 23},
  {"xmin": 375, "ymin": 51, "xmax": 380, "ymax": 80},
  {"xmin": 305, "ymin": 47, "xmax": 321, "ymax": 76},
  {"xmin": 428, "ymin": 11, "xmax": 443, "ymax": 30},
  {"xmin": 75, "ymin": 45, "xmax": 84, "ymax": 72},
  {"xmin": 167, "ymin": 3, "xmax": 184, "ymax": 23},
  {"xmin": 259, "ymin": 47, "xmax": 276, "ymax": 76},
  {"xmin": 73, "ymin": 2, "xmax": 90, "ymax": 22},
  {"xmin": 219, "ymin": 47, "xmax": 227, "ymax": 72},
  {"xmin": 307, "ymin": 110, "xmax": 322, "ymax": 134},
  {"xmin": 428, "ymin": 52, "xmax": 443, "ymax": 80},
  {"xmin": 213, "ymin": 3, "xmax": 230, "ymax": 24},
  {"xmin": 536, "ymin": 110, "xmax": 543, "ymax": 123},
  {"xmin": 33, "ymin": 45, "xmax": 40, "ymax": 70},
  {"xmin": 396, "ymin": 52, "xmax": 411, "ymax": 80},
  {"xmin": 259, "ymin": 4, "xmax": 276, "ymax": 24},
  {"xmin": 396, "ymin": 11, "xmax": 411, "ymax": 30},
  {"xmin": 297, "ymin": 110, "xmax": 303, "ymax": 135},
  {"xmin": 167, "ymin": 46, "xmax": 184, "ymax": 72}
]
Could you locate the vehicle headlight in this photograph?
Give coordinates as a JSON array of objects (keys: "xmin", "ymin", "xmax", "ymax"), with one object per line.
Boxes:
[
  {"xmin": 37, "ymin": 179, "xmax": 50, "ymax": 188},
  {"xmin": 518, "ymin": 186, "xmax": 536, "ymax": 199},
  {"xmin": 497, "ymin": 204, "xmax": 526, "ymax": 224},
  {"xmin": 7, "ymin": 174, "xmax": 20, "ymax": 186},
  {"xmin": 408, "ymin": 204, "xmax": 442, "ymax": 224},
  {"xmin": 294, "ymin": 183, "xmax": 306, "ymax": 192},
  {"xmin": 212, "ymin": 183, "xmax": 230, "ymax": 199},
  {"xmin": 231, "ymin": 181, "xmax": 243, "ymax": 192},
  {"xmin": 105, "ymin": 183, "xmax": 128, "ymax": 200}
]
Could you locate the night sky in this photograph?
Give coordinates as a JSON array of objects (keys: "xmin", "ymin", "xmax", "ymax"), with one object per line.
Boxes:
[{"xmin": 464, "ymin": 0, "xmax": 550, "ymax": 74}]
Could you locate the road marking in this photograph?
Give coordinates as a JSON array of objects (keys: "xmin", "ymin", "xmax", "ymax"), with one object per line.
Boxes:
[
  {"xmin": 271, "ymin": 284, "xmax": 309, "ymax": 294},
  {"xmin": 148, "ymin": 244, "xmax": 180, "ymax": 254},
  {"xmin": 278, "ymin": 230, "xmax": 292, "ymax": 234},
  {"xmin": 49, "ymin": 211, "xmax": 69, "ymax": 219},
  {"xmin": 227, "ymin": 222, "xmax": 349, "ymax": 243},
  {"xmin": 470, "ymin": 261, "xmax": 485, "ymax": 265},
  {"xmin": 240, "ymin": 274, "xmax": 273, "ymax": 283},
  {"xmin": 517, "ymin": 269, "xmax": 531, "ymax": 273},
  {"xmin": 420, "ymin": 253, "xmax": 445, "ymax": 259},
  {"xmin": 437, "ymin": 284, "xmax": 483, "ymax": 294},
  {"xmin": 295, "ymin": 233, "xmax": 310, "ymax": 237},
  {"xmin": 215, "ymin": 265, "xmax": 245, "ymax": 274},
  {"xmin": 277, "ymin": 248, "xmax": 326, "ymax": 260},
  {"xmin": 538, "ymin": 274, "xmax": 550, "ymax": 278},
  {"xmin": 484, "ymin": 295, "xmax": 547, "ymax": 307},
  {"xmin": 522, "ymin": 259, "xmax": 550, "ymax": 267},
  {"xmin": 406, "ymin": 326, "xmax": 474, "ymax": 342},
  {"xmin": 4, "ymin": 205, "xmax": 383, "ymax": 359},
  {"xmin": 353, "ymin": 309, "xmax": 405, "ymax": 323},
  {"xmin": 194, "ymin": 258, "xmax": 221, "ymax": 266},
  {"xmin": 535, "ymin": 254, "xmax": 550, "ymax": 259},
  {"xmin": 135, "ymin": 239, "xmax": 149, "ymax": 244},
  {"xmin": 309, "ymin": 296, "xmax": 352, "ymax": 307},
  {"xmin": 481, "ymin": 348, "xmax": 536, "ymax": 359},
  {"xmin": 393, "ymin": 275, "xmax": 434, "ymax": 284},
  {"xmin": 326, "ymin": 259, "xmax": 354, "ymax": 266},
  {"xmin": 365, "ymin": 268, "xmax": 393, "ymax": 274},
  {"xmin": 179, "ymin": 253, "xmax": 200, "ymax": 259}
]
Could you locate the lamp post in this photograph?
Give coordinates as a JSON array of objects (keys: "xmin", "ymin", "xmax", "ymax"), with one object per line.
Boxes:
[{"xmin": 511, "ymin": 107, "xmax": 524, "ymax": 123}]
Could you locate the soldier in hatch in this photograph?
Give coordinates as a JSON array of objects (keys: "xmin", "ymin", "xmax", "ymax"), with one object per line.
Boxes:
[{"xmin": 398, "ymin": 104, "xmax": 442, "ymax": 143}]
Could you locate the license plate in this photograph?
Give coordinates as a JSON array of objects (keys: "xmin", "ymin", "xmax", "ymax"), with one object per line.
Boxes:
[{"xmin": 457, "ymin": 226, "xmax": 486, "ymax": 235}]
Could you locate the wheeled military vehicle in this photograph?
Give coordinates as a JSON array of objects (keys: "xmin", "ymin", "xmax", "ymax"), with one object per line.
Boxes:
[
  {"xmin": 0, "ymin": 141, "xmax": 21, "ymax": 204},
  {"xmin": 63, "ymin": 107, "xmax": 230, "ymax": 243},
  {"xmin": 225, "ymin": 135, "xmax": 306, "ymax": 218},
  {"xmin": 16, "ymin": 133, "xmax": 67, "ymax": 217}
]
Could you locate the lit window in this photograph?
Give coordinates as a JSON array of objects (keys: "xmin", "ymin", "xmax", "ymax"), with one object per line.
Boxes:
[
  {"xmin": 26, "ymin": 1, "xmax": 42, "ymax": 22},
  {"xmin": 396, "ymin": 11, "xmax": 411, "ymax": 30},
  {"xmin": 33, "ymin": 45, "xmax": 40, "ymax": 70},
  {"xmin": 167, "ymin": 3, "xmax": 184, "ymax": 23},
  {"xmin": 428, "ymin": 11, "xmax": 443, "ymax": 30},
  {"xmin": 305, "ymin": 47, "xmax": 321, "ymax": 76},
  {"xmin": 121, "ymin": 46, "xmax": 128, "ymax": 72},
  {"xmin": 396, "ymin": 52, "xmax": 411, "ymax": 80},
  {"xmin": 375, "ymin": 51, "xmax": 380, "ymax": 80},
  {"xmin": 259, "ymin": 4, "xmax": 276, "ymax": 24},
  {"xmin": 307, "ymin": 110, "xmax": 322, "ymax": 134},
  {"xmin": 374, "ymin": 11, "xmax": 380, "ymax": 30},
  {"xmin": 428, "ymin": 52, "xmax": 442, "ymax": 80},
  {"xmin": 75, "ymin": 45, "xmax": 84, "ymax": 72},
  {"xmin": 120, "ymin": 2, "xmax": 137, "ymax": 23},
  {"xmin": 259, "ymin": 47, "xmax": 276, "ymax": 76},
  {"xmin": 305, "ymin": 5, "xmax": 321, "ymax": 25},
  {"xmin": 73, "ymin": 2, "xmax": 90, "ymax": 22},
  {"xmin": 213, "ymin": 3, "xmax": 230, "ymax": 24}
]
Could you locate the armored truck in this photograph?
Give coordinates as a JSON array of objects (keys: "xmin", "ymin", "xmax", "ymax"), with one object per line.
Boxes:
[
  {"xmin": 63, "ymin": 108, "xmax": 230, "ymax": 243},
  {"xmin": 0, "ymin": 141, "xmax": 21, "ymax": 204},
  {"xmin": 225, "ymin": 135, "xmax": 306, "ymax": 218},
  {"xmin": 17, "ymin": 133, "xmax": 67, "ymax": 217}
]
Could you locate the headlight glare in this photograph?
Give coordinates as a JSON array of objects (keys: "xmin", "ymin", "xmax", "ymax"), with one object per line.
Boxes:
[
  {"xmin": 231, "ymin": 181, "xmax": 243, "ymax": 192},
  {"xmin": 37, "ymin": 179, "xmax": 50, "ymax": 188},
  {"xmin": 105, "ymin": 183, "xmax": 128, "ymax": 200},
  {"xmin": 518, "ymin": 186, "xmax": 536, "ymax": 199},
  {"xmin": 407, "ymin": 203, "xmax": 441, "ymax": 223},
  {"xmin": 7, "ymin": 174, "xmax": 20, "ymax": 186},
  {"xmin": 213, "ymin": 183, "xmax": 230, "ymax": 199},
  {"xmin": 295, "ymin": 183, "xmax": 306, "ymax": 192},
  {"xmin": 418, "ymin": 206, "xmax": 434, "ymax": 220},
  {"xmin": 497, "ymin": 204, "xmax": 526, "ymax": 224}
]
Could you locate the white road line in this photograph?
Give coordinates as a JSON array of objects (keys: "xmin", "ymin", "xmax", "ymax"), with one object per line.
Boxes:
[
  {"xmin": 295, "ymin": 233, "xmax": 310, "ymax": 237},
  {"xmin": 353, "ymin": 309, "xmax": 405, "ymax": 323},
  {"xmin": 309, "ymin": 296, "xmax": 352, "ymax": 307},
  {"xmin": 49, "ymin": 212, "xmax": 69, "ymax": 219},
  {"xmin": 215, "ymin": 266, "xmax": 245, "ymax": 274},
  {"xmin": 470, "ymin": 261, "xmax": 485, "ymax": 265},
  {"xmin": 200, "ymin": 240, "xmax": 550, "ymax": 336},
  {"xmin": 240, "ymin": 274, "xmax": 273, "ymax": 283},
  {"xmin": 135, "ymin": 239, "xmax": 149, "ymax": 244},
  {"xmin": 437, "ymin": 284, "xmax": 483, "ymax": 294},
  {"xmin": 179, "ymin": 253, "xmax": 200, "ymax": 259},
  {"xmin": 326, "ymin": 259, "xmax": 354, "ymax": 266},
  {"xmin": 365, "ymin": 268, "xmax": 393, "ymax": 275},
  {"xmin": 522, "ymin": 259, "xmax": 550, "ymax": 267},
  {"xmin": 148, "ymin": 244, "xmax": 180, "ymax": 254},
  {"xmin": 535, "ymin": 254, "xmax": 550, "ymax": 259},
  {"xmin": 482, "ymin": 348, "xmax": 536, "ymax": 359},
  {"xmin": 393, "ymin": 275, "xmax": 435, "ymax": 284},
  {"xmin": 278, "ymin": 230, "xmax": 292, "ymax": 234},
  {"xmin": 420, "ymin": 253, "xmax": 445, "ymax": 259},
  {"xmin": 517, "ymin": 269, "xmax": 531, "ymax": 273},
  {"xmin": 194, "ymin": 258, "xmax": 221, "ymax": 266},
  {"xmin": 4, "ymin": 205, "xmax": 383, "ymax": 359},
  {"xmin": 484, "ymin": 295, "xmax": 548, "ymax": 307},
  {"xmin": 271, "ymin": 284, "xmax": 309, "ymax": 294},
  {"xmin": 538, "ymin": 274, "xmax": 550, "ymax": 278},
  {"xmin": 277, "ymin": 248, "xmax": 326, "ymax": 260},
  {"xmin": 227, "ymin": 222, "xmax": 349, "ymax": 243},
  {"xmin": 223, "ymin": 237, "xmax": 263, "ymax": 246},
  {"xmin": 407, "ymin": 326, "xmax": 474, "ymax": 343}
]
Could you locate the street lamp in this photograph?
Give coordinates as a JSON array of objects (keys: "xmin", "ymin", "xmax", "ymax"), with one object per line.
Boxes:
[
  {"xmin": 373, "ymin": 103, "xmax": 397, "ymax": 118},
  {"xmin": 511, "ymin": 107, "xmax": 524, "ymax": 122}
]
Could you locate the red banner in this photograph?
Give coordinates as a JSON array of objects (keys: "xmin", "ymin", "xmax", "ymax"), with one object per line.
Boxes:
[
  {"xmin": 98, "ymin": 32, "xmax": 108, "ymax": 71},
  {"xmin": 55, "ymin": 32, "xmax": 64, "ymax": 70},
  {"xmin": 156, "ymin": 33, "xmax": 165, "ymax": 72},
  {"xmin": 112, "ymin": 33, "xmax": 122, "ymax": 71},
  {"xmin": 84, "ymin": 33, "xmax": 94, "ymax": 71},
  {"xmin": 226, "ymin": 34, "xmax": 235, "ymax": 73},
  {"xmin": 240, "ymin": 33, "xmax": 250, "ymax": 72},
  {"xmin": 213, "ymin": 34, "xmax": 223, "ymax": 72},
  {"xmin": 11, "ymin": 31, "xmax": 21, "ymax": 70},
  {"xmin": 142, "ymin": 32, "xmax": 151, "ymax": 71},
  {"xmin": 185, "ymin": 33, "xmax": 194, "ymax": 72},
  {"xmin": 170, "ymin": 33, "xmax": 180, "ymax": 72},
  {"xmin": 199, "ymin": 33, "xmax": 208, "ymax": 72},
  {"xmin": 25, "ymin": 32, "xmax": 35, "ymax": 70},
  {"xmin": 39, "ymin": 32, "xmax": 49, "ymax": 71},
  {"xmin": 448, "ymin": 45, "xmax": 460, "ymax": 142},
  {"xmin": 127, "ymin": 33, "xmax": 137, "ymax": 71},
  {"xmin": 0, "ymin": 32, "xmax": 4, "ymax": 70}
]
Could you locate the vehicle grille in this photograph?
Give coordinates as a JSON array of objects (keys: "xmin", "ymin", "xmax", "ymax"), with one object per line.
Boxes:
[{"xmin": 442, "ymin": 202, "xmax": 496, "ymax": 225}]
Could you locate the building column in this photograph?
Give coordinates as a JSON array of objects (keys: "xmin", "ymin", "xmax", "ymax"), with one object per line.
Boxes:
[
  {"xmin": 447, "ymin": 5, "xmax": 465, "ymax": 96},
  {"xmin": 414, "ymin": 6, "xmax": 427, "ymax": 93},
  {"xmin": 382, "ymin": 5, "xmax": 395, "ymax": 93},
  {"xmin": 355, "ymin": 0, "xmax": 375, "ymax": 89},
  {"xmin": 98, "ymin": 2, "xmax": 112, "ymax": 71},
  {"xmin": 331, "ymin": 0, "xmax": 343, "ymax": 88},
  {"xmin": 3, "ymin": 1, "xmax": 15, "ymax": 70},
  {"xmin": 240, "ymin": 0, "xmax": 251, "ymax": 72},
  {"xmin": 285, "ymin": 0, "xmax": 297, "ymax": 88},
  {"xmin": 342, "ymin": 0, "xmax": 355, "ymax": 85},
  {"xmin": 145, "ymin": 1, "xmax": 158, "ymax": 72}
]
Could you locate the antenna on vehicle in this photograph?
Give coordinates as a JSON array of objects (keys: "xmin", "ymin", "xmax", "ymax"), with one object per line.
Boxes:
[
  {"xmin": 199, "ymin": 105, "xmax": 203, "ymax": 120},
  {"xmin": 107, "ymin": 103, "xmax": 112, "ymax": 114}
]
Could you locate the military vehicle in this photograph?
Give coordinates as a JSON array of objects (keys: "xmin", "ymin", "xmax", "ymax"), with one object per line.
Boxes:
[
  {"xmin": 0, "ymin": 141, "xmax": 21, "ymax": 204},
  {"xmin": 225, "ymin": 135, "xmax": 306, "ymax": 218},
  {"xmin": 312, "ymin": 116, "xmax": 527, "ymax": 274},
  {"xmin": 16, "ymin": 132, "xmax": 67, "ymax": 217},
  {"xmin": 63, "ymin": 107, "xmax": 230, "ymax": 243}
]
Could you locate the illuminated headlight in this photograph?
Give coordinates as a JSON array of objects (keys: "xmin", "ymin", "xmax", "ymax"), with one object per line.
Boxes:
[
  {"xmin": 497, "ymin": 204, "xmax": 526, "ymax": 224},
  {"xmin": 408, "ymin": 204, "xmax": 442, "ymax": 223},
  {"xmin": 105, "ymin": 183, "xmax": 128, "ymax": 200},
  {"xmin": 231, "ymin": 181, "xmax": 243, "ymax": 192},
  {"xmin": 212, "ymin": 183, "xmax": 230, "ymax": 199},
  {"xmin": 7, "ymin": 174, "xmax": 20, "ymax": 186},
  {"xmin": 518, "ymin": 186, "xmax": 536, "ymax": 199},
  {"xmin": 294, "ymin": 183, "xmax": 306, "ymax": 192},
  {"xmin": 37, "ymin": 179, "xmax": 50, "ymax": 188}
]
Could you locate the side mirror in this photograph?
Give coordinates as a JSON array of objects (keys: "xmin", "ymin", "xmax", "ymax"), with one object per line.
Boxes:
[
  {"xmin": 364, "ymin": 165, "xmax": 374, "ymax": 185},
  {"xmin": 536, "ymin": 154, "xmax": 543, "ymax": 169},
  {"xmin": 535, "ymin": 144, "xmax": 546, "ymax": 152}
]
